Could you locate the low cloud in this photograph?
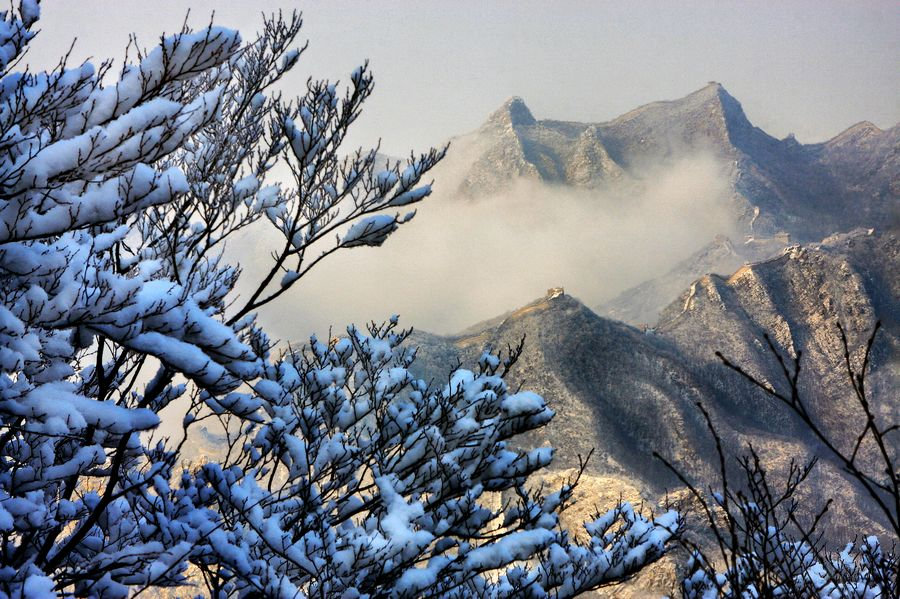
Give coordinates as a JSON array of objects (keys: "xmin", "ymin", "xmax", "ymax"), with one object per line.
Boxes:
[{"xmin": 241, "ymin": 153, "xmax": 738, "ymax": 341}]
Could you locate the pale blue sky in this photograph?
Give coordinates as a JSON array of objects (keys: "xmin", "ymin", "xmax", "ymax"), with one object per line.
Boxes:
[{"xmin": 34, "ymin": 1, "xmax": 899, "ymax": 154}]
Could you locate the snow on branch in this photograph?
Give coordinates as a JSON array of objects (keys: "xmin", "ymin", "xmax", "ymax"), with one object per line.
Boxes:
[{"xmin": 0, "ymin": 8, "xmax": 678, "ymax": 597}]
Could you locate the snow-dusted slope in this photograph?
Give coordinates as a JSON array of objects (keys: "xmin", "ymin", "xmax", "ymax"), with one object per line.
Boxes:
[
  {"xmin": 409, "ymin": 230, "xmax": 898, "ymax": 549},
  {"xmin": 657, "ymin": 228, "xmax": 899, "ymax": 454}
]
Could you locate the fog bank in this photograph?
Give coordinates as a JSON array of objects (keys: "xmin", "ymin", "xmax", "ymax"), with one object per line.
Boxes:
[{"xmin": 240, "ymin": 153, "xmax": 737, "ymax": 341}]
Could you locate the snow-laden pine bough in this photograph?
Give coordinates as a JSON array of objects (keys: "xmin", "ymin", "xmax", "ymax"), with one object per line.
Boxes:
[{"xmin": 0, "ymin": 4, "xmax": 679, "ymax": 597}]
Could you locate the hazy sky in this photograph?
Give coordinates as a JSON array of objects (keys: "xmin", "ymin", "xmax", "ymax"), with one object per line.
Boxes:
[
  {"xmin": 23, "ymin": 1, "xmax": 900, "ymax": 336},
  {"xmin": 31, "ymin": 1, "xmax": 900, "ymax": 156}
]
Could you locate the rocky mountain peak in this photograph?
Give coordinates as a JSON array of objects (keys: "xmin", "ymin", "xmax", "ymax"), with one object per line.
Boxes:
[
  {"xmin": 611, "ymin": 82, "xmax": 745, "ymax": 127},
  {"xmin": 825, "ymin": 120, "xmax": 885, "ymax": 147},
  {"xmin": 446, "ymin": 85, "xmax": 892, "ymax": 243},
  {"xmin": 484, "ymin": 96, "xmax": 537, "ymax": 129},
  {"xmin": 686, "ymin": 81, "xmax": 752, "ymax": 132},
  {"xmin": 494, "ymin": 291, "xmax": 590, "ymax": 333},
  {"xmin": 846, "ymin": 120, "xmax": 883, "ymax": 135},
  {"xmin": 691, "ymin": 80, "xmax": 727, "ymax": 101}
]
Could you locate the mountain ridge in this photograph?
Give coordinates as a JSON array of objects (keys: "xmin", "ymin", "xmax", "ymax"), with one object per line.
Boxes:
[
  {"xmin": 409, "ymin": 229, "xmax": 898, "ymax": 548},
  {"xmin": 440, "ymin": 83, "xmax": 897, "ymax": 241}
]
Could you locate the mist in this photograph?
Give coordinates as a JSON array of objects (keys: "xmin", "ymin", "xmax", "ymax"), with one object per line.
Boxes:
[{"xmin": 236, "ymin": 152, "xmax": 737, "ymax": 343}]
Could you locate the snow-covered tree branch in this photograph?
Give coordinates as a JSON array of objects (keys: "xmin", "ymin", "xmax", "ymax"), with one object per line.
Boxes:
[{"xmin": 0, "ymin": 5, "xmax": 679, "ymax": 597}]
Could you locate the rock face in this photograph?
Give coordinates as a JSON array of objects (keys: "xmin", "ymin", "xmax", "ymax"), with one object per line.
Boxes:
[
  {"xmin": 410, "ymin": 230, "xmax": 898, "ymax": 555},
  {"xmin": 657, "ymin": 228, "xmax": 899, "ymax": 459},
  {"xmin": 440, "ymin": 83, "xmax": 897, "ymax": 241}
]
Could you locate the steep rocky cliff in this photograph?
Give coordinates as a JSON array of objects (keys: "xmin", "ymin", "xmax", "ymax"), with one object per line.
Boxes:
[{"xmin": 657, "ymin": 229, "xmax": 898, "ymax": 446}]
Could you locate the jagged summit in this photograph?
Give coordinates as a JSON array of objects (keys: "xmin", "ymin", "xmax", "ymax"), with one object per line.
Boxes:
[
  {"xmin": 693, "ymin": 81, "xmax": 740, "ymax": 108},
  {"xmin": 444, "ymin": 84, "xmax": 894, "ymax": 241},
  {"xmin": 845, "ymin": 120, "xmax": 883, "ymax": 134},
  {"xmin": 484, "ymin": 83, "xmax": 749, "ymax": 130},
  {"xmin": 611, "ymin": 81, "xmax": 748, "ymax": 127},
  {"xmin": 470, "ymin": 82, "xmax": 759, "ymax": 178},
  {"xmin": 824, "ymin": 120, "xmax": 885, "ymax": 146},
  {"xmin": 484, "ymin": 96, "xmax": 536, "ymax": 129}
]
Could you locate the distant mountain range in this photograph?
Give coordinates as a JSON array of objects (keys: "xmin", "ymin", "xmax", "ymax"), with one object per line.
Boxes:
[
  {"xmin": 440, "ymin": 82, "xmax": 897, "ymax": 241},
  {"xmin": 430, "ymin": 83, "xmax": 898, "ymax": 328}
]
